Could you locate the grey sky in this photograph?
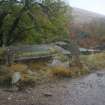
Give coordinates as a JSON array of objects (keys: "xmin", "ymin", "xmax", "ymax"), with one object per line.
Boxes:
[{"xmin": 65, "ymin": 0, "xmax": 105, "ymax": 15}]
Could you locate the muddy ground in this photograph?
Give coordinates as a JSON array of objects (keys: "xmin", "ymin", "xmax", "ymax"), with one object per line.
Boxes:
[{"xmin": 0, "ymin": 70, "xmax": 105, "ymax": 105}]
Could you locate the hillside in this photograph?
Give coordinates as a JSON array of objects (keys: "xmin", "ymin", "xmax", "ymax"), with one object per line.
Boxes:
[
  {"xmin": 72, "ymin": 7, "xmax": 105, "ymax": 24},
  {"xmin": 71, "ymin": 8, "xmax": 105, "ymax": 48}
]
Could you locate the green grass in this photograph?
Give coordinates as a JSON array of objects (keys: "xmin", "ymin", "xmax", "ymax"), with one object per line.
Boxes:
[{"xmin": 16, "ymin": 51, "xmax": 51, "ymax": 57}]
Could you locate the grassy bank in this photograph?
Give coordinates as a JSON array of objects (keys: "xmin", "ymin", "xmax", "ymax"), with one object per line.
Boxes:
[
  {"xmin": 81, "ymin": 52, "xmax": 105, "ymax": 70},
  {"xmin": 0, "ymin": 52, "xmax": 105, "ymax": 89}
]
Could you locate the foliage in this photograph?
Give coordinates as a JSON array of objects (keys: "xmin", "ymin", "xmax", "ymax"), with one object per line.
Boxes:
[
  {"xmin": 49, "ymin": 65, "xmax": 89, "ymax": 78},
  {"xmin": 0, "ymin": 0, "xmax": 71, "ymax": 46},
  {"xmin": 49, "ymin": 66, "xmax": 72, "ymax": 77},
  {"xmin": 70, "ymin": 19, "xmax": 105, "ymax": 48}
]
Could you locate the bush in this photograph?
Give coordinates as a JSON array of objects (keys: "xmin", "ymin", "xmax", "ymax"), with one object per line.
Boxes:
[
  {"xmin": 49, "ymin": 66, "xmax": 72, "ymax": 77},
  {"xmin": 49, "ymin": 65, "xmax": 90, "ymax": 78}
]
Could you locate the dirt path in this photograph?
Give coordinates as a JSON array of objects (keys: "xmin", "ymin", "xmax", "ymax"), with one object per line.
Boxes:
[{"xmin": 1, "ymin": 71, "xmax": 105, "ymax": 105}]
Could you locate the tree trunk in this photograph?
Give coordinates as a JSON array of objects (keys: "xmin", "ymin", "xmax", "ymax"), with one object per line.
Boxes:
[
  {"xmin": 69, "ymin": 40, "xmax": 82, "ymax": 68},
  {"xmin": 6, "ymin": 7, "xmax": 26, "ymax": 46}
]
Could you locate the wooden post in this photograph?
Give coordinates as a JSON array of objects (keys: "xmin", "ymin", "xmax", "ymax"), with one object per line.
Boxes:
[
  {"xmin": 5, "ymin": 48, "xmax": 15, "ymax": 66},
  {"xmin": 68, "ymin": 54, "xmax": 72, "ymax": 68}
]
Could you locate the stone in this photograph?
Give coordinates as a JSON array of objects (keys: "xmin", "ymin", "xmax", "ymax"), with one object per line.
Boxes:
[
  {"xmin": 43, "ymin": 92, "xmax": 53, "ymax": 97},
  {"xmin": 12, "ymin": 72, "xmax": 21, "ymax": 84},
  {"xmin": 49, "ymin": 59, "xmax": 63, "ymax": 67},
  {"xmin": 96, "ymin": 72, "xmax": 104, "ymax": 77}
]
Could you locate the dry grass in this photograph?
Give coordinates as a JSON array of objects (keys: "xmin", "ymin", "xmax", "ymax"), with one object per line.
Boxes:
[
  {"xmin": 49, "ymin": 65, "xmax": 89, "ymax": 78},
  {"xmin": 0, "ymin": 59, "xmax": 90, "ymax": 88},
  {"xmin": 6, "ymin": 52, "xmax": 105, "ymax": 86},
  {"xmin": 2, "ymin": 64, "xmax": 37, "ymax": 88},
  {"xmin": 27, "ymin": 62, "xmax": 47, "ymax": 71},
  {"xmin": 81, "ymin": 52, "xmax": 105, "ymax": 69},
  {"xmin": 7, "ymin": 63, "xmax": 51, "ymax": 87},
  {"xmin": 49, "ymin": 66, "xmax": 72, "ymax": 77},
  {"xmin": 7, "ymin": 62, "xmax": 90, "ymax": 80},
  {"xmin": 8, "ymin": 64, "xmax": 28, "ymax": 73}
]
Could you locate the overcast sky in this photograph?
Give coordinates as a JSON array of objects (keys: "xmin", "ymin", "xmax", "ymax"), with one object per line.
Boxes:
[{"xmin": 65, "ymin": 0, "xmax": 105, "ymax": 15}]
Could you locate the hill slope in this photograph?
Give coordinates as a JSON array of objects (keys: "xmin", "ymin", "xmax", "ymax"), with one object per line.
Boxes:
[
  {"xmin": 71, "ymin": 8, "xmax": 105, "ymax": 48},
  {"xmin": 72, "ymin": 8, "xmax": 105, "ymax": 24}
]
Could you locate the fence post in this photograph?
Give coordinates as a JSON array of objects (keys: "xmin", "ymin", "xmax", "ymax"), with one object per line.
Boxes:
[{"xmin": 5, "ymin": 48, "xmax": 15, "ymax": 66}]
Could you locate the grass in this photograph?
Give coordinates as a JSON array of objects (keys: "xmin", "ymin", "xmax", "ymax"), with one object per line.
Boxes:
[
  {"xmin": 49, "ymin": 66, "xmax": 72, "ymax": 77},
  {"xmin": 0, "ymin": 59, "xmax": 90, "ymax": 87},
  {"xmin": 16, "ymin": 51, "xmax": 51, "ymax": 57},
  {"xmin": 0, "ymin": 64, "xmax": 37, "ymax": 88},
  {"xmin": 27, "ymin": 62, "xmax": 47, "ymax": 71},
  {"xmin": 0, "ymin": 48, "xmax": 6, "ymax": 55},
  {"xmin": 2, "ymin": 52, "xmax": 105, "ymax": 88},
  {"xmin": 8, "ymin": 64, "xmax": 28, "ymax": 73},
  {"xmin": 7, "ymin": 63, "xmax": 51, "ymax": 87},
  {"xmin": 9, "ymin": 53, "xmax": 105, "ymax": 87},
  {"xmin": 81, "ymin": 52, "xmax": 105, "ymax": 70},
  {"xmin": 48, "ymin": 65, "xmax": 89, "ymax": 78},
  {"xmin": 0, "ymin": 62, "xmax": 89, "ymax": 88},
  {"xmin": 0, "ymin": 66, "xmax": 13, "ymax": 87},
  {"xmin": 0, "ymin": 48, "xmax": 6, "ymax": 62}
]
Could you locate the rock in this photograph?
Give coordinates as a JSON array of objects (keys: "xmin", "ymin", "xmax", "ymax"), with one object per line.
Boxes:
[
  {"xmin": 96, "ymin": 72, "xmax": 104, "ymax": 77},
  {"xmin": 48, "ymin": 58, "xmax": 69, "ymax": 69},
  {"xmin": 43, "ymin": 92, "xmax": 53, "ymax": 97},
  {"xmin": 3, "ymin": 88, "xmax": 18, "ymax": 92},
  {"xmin": 27, "ymin": 70, "xmax": 33, "ymax": 75},
  {"xmin": 12, "ymin": 72, "xmax": 21, "ymax": 84},
  {"xmin": 8, "ymin": 95, "xmax": 13, "ymax": 100},
  {"xmin": 8, "ymin": 97, "xmax": 12, "ymax": 100},
  {"xmin": 49, "ymin": 59, "xmax": 63, "ymax": 67}
]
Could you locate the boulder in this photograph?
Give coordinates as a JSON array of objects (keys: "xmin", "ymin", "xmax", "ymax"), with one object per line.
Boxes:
[{"xmin": 12, "ymin": 72, "xmax": 21, "ymax": 84}]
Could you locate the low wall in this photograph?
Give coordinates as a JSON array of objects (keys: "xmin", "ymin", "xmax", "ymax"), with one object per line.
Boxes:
[{"xmin": 0, "ymin": 45, "xmax": 53, "ymax": 65}]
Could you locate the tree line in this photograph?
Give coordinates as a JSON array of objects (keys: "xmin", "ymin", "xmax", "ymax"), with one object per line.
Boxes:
[{"xmin": 0, "ymin": 0, "xmax": 71, "ymax": 47}]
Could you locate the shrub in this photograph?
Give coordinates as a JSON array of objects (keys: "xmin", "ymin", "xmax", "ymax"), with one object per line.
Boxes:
[
  {"xmin": 49, "ymin": 65, "xmax": 90, "ymax": 78},
  {"xmin": 49, "ymin": 66, "xmax": 72, "ymax": 77}
]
